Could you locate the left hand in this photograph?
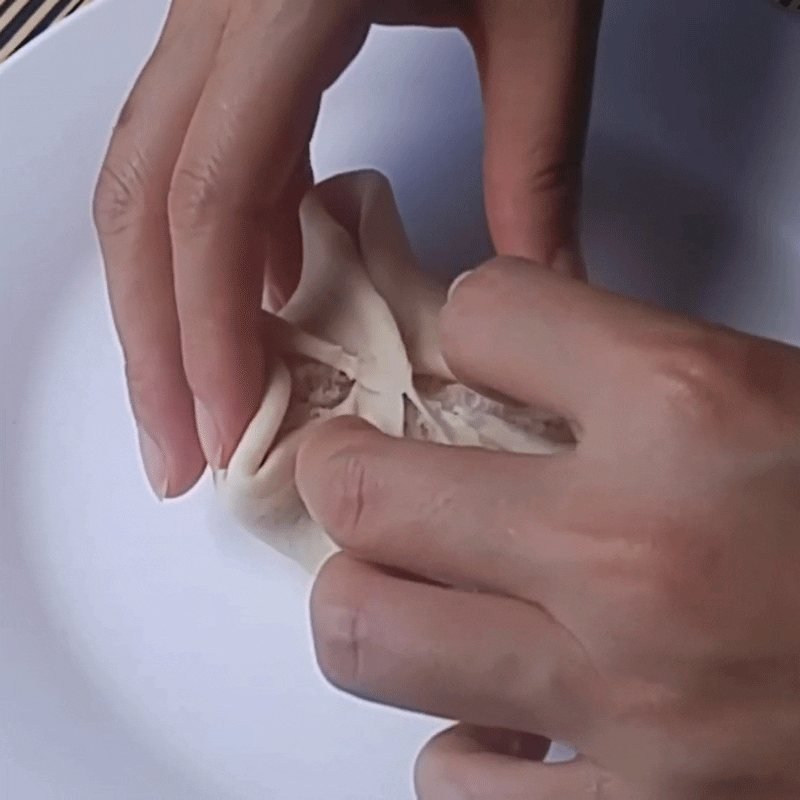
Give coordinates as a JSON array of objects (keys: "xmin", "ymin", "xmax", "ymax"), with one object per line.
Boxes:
[
  {"xmin": 296, "ymin": 257, "xmax": 800, "ymax": 800},
  {"xmin": 93, "ymin": 0, "xmax": 600, "ymax": 499}
]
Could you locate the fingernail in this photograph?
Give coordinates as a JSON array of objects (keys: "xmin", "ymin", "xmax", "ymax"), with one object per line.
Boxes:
[
  {"xmin": 474, "ymin": 728, "xmax": 551, "ymax": 762},
  {"xmin": 194, "ymin": 399, "xmax": 223, "ymax": 470},
  {"xmin": 447, "ymin": 269, "xmax": 477, "ymax": 301},
  {"xmin": 137, "ymin": 425, "xmax": 169, "ymax": 501}
]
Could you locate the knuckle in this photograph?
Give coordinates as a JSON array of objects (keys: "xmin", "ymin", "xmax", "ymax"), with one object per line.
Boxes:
[
  {"xmin": 323, "ymin": 447, "xmax": 372, "ymax": 546},
  {"xmin": 168, "ymin": 159, "xmax": 273, "ymax": 235},
  {"xmin": 313, "ymin": 605, "xmax": 362, "ymax": 689},
  {"xmin": 114, "ymin": 94, "xmax": 136, "ymax": 129},
  {"xmin": 168, "ymin": 160, "xmax": 228, "ymax": 233},
  {"xmin": 297, "ymin": 421, "xmax": 384, "ymax": 549},
  {"xmin": 125, "ymin": 358, "xmax": 153, "ymax": 401},
  {"xmin": 488, "ymin": 151, "xmax": 581, "ymax": 198},
  {"xmin": 484, "ymin": 138, "xmax": 581, "ymax": 219},
  {"xmin": 93, "ymin": 155, "xmax": 153, "ymax": 236},
  {"xmin": 657, "ymin": 341, "xmax": 729, "ymax": 424},
  {"xmin": 647, "ymin": 334, "xmax": 800, "ymax": 445},
  {"xmin": 310, "ymin": 580, "xmax": 369, "ymax": 692},
  {"xmin": 647, "ymin": 336, "xmax": 756, "ymax": 434},
  {"xmin": 526, "ymin": 157, "xmax": 582, "ymax": 195}
]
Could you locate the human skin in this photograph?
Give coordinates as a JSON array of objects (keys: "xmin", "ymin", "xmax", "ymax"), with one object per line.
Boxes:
[
  {"xmin": 92, "ymin": 0, "xmax": 603, "ymax": 500},
  {"xmin": 296, "ymin": 258, "xmax": 800, "ymax": 799}
]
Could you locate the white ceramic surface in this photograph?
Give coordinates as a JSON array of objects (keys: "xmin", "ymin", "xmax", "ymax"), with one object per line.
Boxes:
[{"xmin": 1, "ymin": 0, "xmax": 799, "ymax": 797}]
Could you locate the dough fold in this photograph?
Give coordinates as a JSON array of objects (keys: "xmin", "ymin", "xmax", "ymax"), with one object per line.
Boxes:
[{"xmin": 215, "ymin": 170, "xmax": 568, "ymax": 574}]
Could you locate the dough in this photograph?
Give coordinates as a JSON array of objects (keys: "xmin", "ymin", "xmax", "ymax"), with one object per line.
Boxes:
[{"xmin": 214, "ymin": 170, "xmax": 570, "ymax": 574}]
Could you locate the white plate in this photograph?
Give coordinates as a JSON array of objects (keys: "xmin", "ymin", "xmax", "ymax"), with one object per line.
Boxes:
[{"xmin": 1, "ymin": 1, "xmax": 800, "ymax": 797}]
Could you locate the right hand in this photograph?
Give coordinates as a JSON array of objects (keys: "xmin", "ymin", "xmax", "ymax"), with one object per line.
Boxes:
[
  {"xmin": 93, "ymin": 0, "xmax": 604, "ymax": 499},
  {"xmin": 298, "ymin": 259, "xmax": 800, "ymax": 799}
]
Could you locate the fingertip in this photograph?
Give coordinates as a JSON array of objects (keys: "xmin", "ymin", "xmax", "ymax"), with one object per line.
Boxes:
[
  {"xmin": 127, "ymin": 365, "xmax": 209, "ymax": 500},
  {"xmin": 445, "ymin": 257, "xmax": 536, "ymax": 303},
  {"xmin": 438, "ymin": 256, "xmax": 594, "ymax": 419},
  {"xmin": 135, "ymin": 427, "xmax": 206, "ymax": 501},
  {"xmin": 181, "ymin": 327, "xmax": 268, "ymax": 471},
  {"xmin": 415, "ymin": 724, "xmax": 551, "ymax": 800},
  {"xmin": 139, "ymin": 409, "xmax": 206, "ymax": 500},
  {"xmin": 442, "ymin": 254, "xmax": 580, "ymax": 331},
  {"xmin": 296, "ymin": 416, "xmax": 382, "ymax": 476},
  {"xmin": 164, "ymin": 450, "xmax": 207, "ymax": 499},
  {"xmin": 294, "ymin": 415, "xmax": 385, "ymax": 535},
  {"xmin": 441, "ymin": 257, "xmax": 537, "ymax": 366},
  {"xmin": 416, "ymin": 725, "xmax": 596, "ymax": 800}
]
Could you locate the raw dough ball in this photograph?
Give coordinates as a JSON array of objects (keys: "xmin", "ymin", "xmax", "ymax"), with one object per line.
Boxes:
[{"xmin": 214, "ymin": 170, "xmax": 570, "ymax": 574}]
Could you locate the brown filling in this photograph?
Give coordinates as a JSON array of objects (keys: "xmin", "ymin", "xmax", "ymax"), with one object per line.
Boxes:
[
  {"xmin": 276, "ymin": 355, "xmax": 355, "ymax": 441},
  {"xmin": 277, "ymin": 357, "xmax": 574, "ymax": 448}
]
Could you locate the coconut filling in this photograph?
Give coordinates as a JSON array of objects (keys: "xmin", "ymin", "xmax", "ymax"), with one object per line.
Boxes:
[
  {"xmin": 276, "ymin": 354, "xmax": 574, "ymax": 454},
  {"xmin": 406, "ymin": 376, "xmax": 575, "ymax": 451}
]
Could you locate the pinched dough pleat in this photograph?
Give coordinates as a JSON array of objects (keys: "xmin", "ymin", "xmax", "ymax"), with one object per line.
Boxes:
[{"xmin": 214, "ymin": 170, "xmax": 568, "ymax": 574}]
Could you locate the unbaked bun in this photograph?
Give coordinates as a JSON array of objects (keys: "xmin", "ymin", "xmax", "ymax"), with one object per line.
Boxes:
[{"xmin": 214, "ymin": 170, "xmax": 568, "ymax": 573}]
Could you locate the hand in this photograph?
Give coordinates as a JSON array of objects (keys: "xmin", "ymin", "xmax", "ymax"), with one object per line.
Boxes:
[
  {"xmin": 92, "ymin": 0, "xmax": 602, "ymax": 499},
  {"xmin": 296, "ymin": 258, "xmax": 800, "ymax": 800}
]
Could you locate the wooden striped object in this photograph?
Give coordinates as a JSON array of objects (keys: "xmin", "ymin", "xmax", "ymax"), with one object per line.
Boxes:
[
  {"xmin": 0, "ymin": 0, "xmax": 93, "ymax": 63},
  {"xmin": 1, "ymin": 0, "xmax": 798, "ymax": 65}
]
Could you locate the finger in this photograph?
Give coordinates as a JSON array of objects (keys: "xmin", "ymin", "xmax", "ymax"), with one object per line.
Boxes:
[
  {"xmin": 310, "ymin": 554, "xmax": 596, "ymax": 743},
  {"xmin": 296, "ymin": 416, "xmax": 574, "ymax": 597},
  {"xmin": 469, "ymin": 0, "xmax": 603, "ymax": 277},
  {"xmin": 261, "ymin": 149, "xmax": 313, "ymax": 312},
  {"xmin": 441, "ymin": 257, "xmax": 718, "ymax": 441},
  {"xmin": 417, "ymin": 724, "xmax": 637, "ymax": 800},
  {"xmin": 93, "ymin": 0, "xmax": 227, "ymax": 496},
  {"xmin": 168, "ymin": 1, "xmax": 369, "ymax": 469}
]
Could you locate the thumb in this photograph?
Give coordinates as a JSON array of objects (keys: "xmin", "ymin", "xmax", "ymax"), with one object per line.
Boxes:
[
  {"xmin": 469, "ymin": 0, "xmax": 603, "ymax": 278},
  {"xmin": 416, "ymin": 724, "xmax": 640, "ymax": 800}
]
